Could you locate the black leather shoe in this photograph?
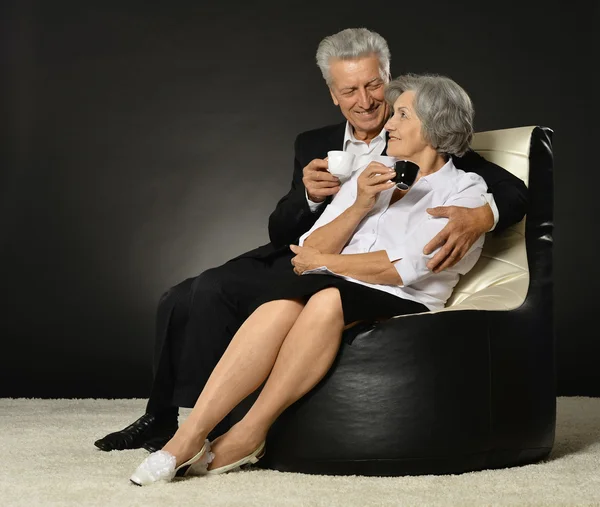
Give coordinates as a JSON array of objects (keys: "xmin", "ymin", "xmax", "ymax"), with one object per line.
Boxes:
[{"xmin": 94, "ymin": 412, "xmax": 178, "ymax": 452}]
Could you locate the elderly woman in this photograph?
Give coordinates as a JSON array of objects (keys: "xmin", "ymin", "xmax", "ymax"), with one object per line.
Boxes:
[{"xmin": 130, "ymin": 73, "xmax": 488, "ymax": 485}]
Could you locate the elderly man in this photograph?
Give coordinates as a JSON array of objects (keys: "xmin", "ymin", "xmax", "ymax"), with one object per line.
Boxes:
[{"xmin": 95, "ymin": 28, "xmax": 527, "ymax": 453}]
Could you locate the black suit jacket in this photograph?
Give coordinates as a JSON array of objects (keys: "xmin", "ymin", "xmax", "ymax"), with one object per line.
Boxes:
[{"xmin": 232, "ymin": 121, "xmax": 528, "ymax": 261}]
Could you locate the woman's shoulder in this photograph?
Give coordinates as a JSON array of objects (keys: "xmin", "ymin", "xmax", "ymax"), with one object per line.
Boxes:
[
  {"xmin": 447, "ymin": 163, "xmax": 487, "ymax": 194},
  {"xmin": 431, "ymin": 164, "xmax": 487, "ymax": 205}
]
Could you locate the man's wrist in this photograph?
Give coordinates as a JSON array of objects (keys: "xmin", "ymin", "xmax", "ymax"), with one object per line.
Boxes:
[
  {"xmin": 479, "ymin": 203, "xmax": 495, "ymax": 233},
  {"xmin": 307, "ymin": 193, "xmax": 326, "ymax": 204},
  {"xmin": 305, "ymin": 189, "xmax": 326, "ymax": 213},
  {"xmin": 480, "ymin": 193, "xmax": 499, "ymax": 232}
]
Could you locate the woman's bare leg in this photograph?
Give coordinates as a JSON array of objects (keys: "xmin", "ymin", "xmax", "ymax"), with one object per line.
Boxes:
[
  {"xmin": 208, "ymin": 287, "xmax": 345, "ymax": 468},
  {"xmin": 162, "ymin": 298, "xmax": 305, "ymax": 465}
]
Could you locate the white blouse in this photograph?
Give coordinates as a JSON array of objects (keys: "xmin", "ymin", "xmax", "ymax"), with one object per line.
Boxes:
[{"xmin": 299, "ymin": 159, "xmax": 488, "ymax": 311}]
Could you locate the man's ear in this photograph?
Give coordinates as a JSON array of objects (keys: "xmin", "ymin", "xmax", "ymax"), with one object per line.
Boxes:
[{"xmin": 329, "ymin": 87, "xmax": 339, "ymax": 106}]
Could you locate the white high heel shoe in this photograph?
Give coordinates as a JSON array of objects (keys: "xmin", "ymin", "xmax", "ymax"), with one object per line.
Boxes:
[
  {"xmin": 129, "ymin": 439, "xmax": 214, "ymax": 486},
  {"xmin": 204, "ymin": 440, "xmax": 266, "ymax": 475}
]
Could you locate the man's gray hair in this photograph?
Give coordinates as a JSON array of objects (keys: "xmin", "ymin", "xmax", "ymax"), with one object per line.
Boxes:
[
  {"xmin": 384, "ymin": 73, "xmax": 474, "ymax": 157},
  {"xmin": 316, "ymin": 28, "xmax": 391, "ymax": 86}
]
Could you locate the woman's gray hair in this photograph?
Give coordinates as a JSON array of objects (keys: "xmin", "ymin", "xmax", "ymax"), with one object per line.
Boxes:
[
  {"xmin": 316, "ymin": 28, "xmax": 391, "ymax": 86},
  {"xmin": 384, "ymin": 74, "xmax": 474, "ymax": 157}
]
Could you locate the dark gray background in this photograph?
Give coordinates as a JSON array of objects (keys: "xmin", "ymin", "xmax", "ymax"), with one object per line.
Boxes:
[{"xmin": 2, "ymin": 0, "xmax": 598, "ymax": 397}]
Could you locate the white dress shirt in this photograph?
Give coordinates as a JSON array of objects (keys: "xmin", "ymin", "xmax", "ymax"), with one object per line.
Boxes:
[
  {"xmin": 299, "ymin": 159, "xmax": 487, "ymax": 311},
  {"xmin": 304, "ymin": 121, "xmax": 499, "ymax": 230}
]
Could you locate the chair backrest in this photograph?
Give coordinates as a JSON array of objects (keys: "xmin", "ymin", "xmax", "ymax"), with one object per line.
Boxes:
[{"xmin": 443, "ymin": 126, "xmax": 535, "ymax": 312}]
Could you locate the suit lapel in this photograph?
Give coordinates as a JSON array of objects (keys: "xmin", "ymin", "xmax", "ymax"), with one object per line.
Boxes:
[
  {"xmin": 382, "ymin": 130, "xmax": 390, "ymax": 156},
  {"xmin": 328, "ymin": 122, "xmax": 346, "ymax": 151},
  {"xmin": 319, "ymin": 122, "xmax": 346, "ymax": 206}
]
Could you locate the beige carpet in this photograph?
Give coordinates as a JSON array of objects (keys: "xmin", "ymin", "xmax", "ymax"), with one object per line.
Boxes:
[{"xmin": 0, "ymin": 398, "xmax": 599, "ymax": 507}]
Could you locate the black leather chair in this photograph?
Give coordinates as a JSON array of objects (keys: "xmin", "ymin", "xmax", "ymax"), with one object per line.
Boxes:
[{"xmin": 234, "ymin": 126, "xmax": 554, "ymax": 476}]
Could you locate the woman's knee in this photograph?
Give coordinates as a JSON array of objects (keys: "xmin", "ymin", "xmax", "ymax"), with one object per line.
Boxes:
[{"xmin": 305, "ymin": 288, "xmax": 344, "ymax": 318}]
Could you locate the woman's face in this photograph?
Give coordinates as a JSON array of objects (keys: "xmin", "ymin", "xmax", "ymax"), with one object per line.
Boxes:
[{"xmin": 384, "ymin": 91, "xmax": 429, "ymax": 160}]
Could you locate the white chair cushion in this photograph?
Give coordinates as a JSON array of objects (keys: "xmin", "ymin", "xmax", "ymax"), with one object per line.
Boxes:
[{"xmin": 445, "ymin": 125, "xmax": 535, "ymax": 312}]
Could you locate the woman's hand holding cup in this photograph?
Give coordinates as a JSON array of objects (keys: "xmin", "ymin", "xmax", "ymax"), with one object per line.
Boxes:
[{"xmin": 353, "ymin": 162, "xmax": 396, "ymax": 213}]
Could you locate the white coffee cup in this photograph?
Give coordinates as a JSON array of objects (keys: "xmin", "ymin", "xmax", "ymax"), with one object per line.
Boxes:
[{"xmin": 327, "ymin": 150, "xmax": 356, "ymax": 182}]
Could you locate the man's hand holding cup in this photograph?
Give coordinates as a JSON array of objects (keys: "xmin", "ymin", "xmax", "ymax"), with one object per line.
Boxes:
[
  {"xmin": 303, "ymin": 158, "xmax": 342, "ymax": 203},
  {"xmin": 303, "ymin": 151, "xmax": 357, "ymax": 203}
]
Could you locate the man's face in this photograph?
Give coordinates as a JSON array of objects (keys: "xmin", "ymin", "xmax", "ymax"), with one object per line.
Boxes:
[{"xmin": 328, "ymin": 55, "xmax": 389, "ymax": 141}]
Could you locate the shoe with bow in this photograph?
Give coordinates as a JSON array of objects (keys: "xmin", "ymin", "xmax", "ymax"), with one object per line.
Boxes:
[{"xmin": 129, "ymin": 439, "xmax": 214, "ymax": 486}]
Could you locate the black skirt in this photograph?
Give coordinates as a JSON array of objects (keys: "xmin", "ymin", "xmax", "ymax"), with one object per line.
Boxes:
[{"xmin": 250, "ymin": 262, "xmax": 428, "ymax": 325}]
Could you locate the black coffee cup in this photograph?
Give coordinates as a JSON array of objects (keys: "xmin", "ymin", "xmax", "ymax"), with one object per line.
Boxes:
[{"xmin": 393, "ymin": 160, "xmax": 420, "ymax": 190}]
